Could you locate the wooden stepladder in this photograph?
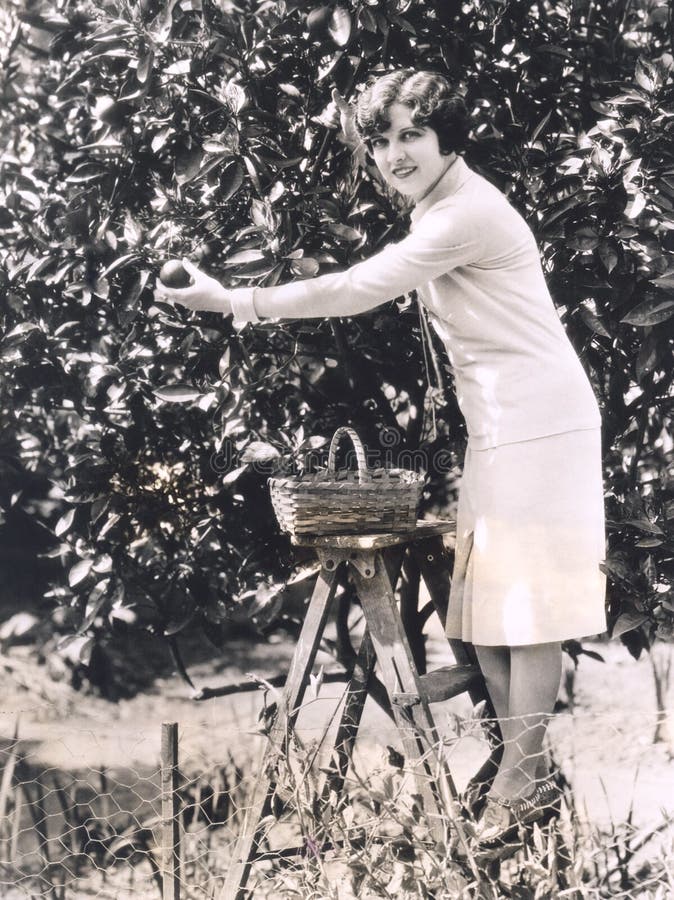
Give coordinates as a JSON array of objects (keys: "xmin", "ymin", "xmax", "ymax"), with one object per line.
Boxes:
[{"xmin": 221, "ymin": 520, "xmax": 493, "ymax": 900}]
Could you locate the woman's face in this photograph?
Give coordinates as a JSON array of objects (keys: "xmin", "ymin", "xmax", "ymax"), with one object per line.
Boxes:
[{"xmin": 369, "ymin": 101, "xmax": 450, "ymax": 200}]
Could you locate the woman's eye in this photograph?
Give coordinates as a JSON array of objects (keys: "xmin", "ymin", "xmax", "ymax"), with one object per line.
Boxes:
[
  {"xmin": 402, "ymin": 131, "xmax": 421, "ymax": 141},
  {"xmin": 370, "ymin": 137, "xmax": 386, "ymax": 149}
]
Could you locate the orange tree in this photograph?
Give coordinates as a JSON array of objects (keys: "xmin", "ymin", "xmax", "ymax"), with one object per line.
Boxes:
[{"xmin": 0, "ymin": 0, "xmax": 672, "ymax": 683}]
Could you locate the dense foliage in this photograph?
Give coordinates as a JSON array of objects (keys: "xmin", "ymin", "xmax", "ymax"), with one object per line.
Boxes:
[{"xmin": 0, "ymin": 0, "xmax": 672, "ymax": 678}]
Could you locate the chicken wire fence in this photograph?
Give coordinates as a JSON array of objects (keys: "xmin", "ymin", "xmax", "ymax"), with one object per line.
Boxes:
[{"xmin": 0, "ymin": 701, "xmax": 672, "ymax": 900}]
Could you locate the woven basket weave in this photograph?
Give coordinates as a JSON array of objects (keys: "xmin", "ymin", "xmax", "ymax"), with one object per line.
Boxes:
[{"xmin": 269, "ymin": 426, "xmax": 426, "ymax": 537}]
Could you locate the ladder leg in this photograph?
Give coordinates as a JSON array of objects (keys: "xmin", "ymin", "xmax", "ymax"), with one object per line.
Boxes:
[
  {"xmin": 409, "ymin": 535, "xmax": 453, "ymax": 628},
  {"xmin": 410, "ymin": 536, "xmax": 488, "ymax": 702},
  {"xmin": 412, "ymin": 536, "xmax": 501, "ymax": 807},
  {"xmin": 351, "ymin": 555, "xmax": 457, "ymax": 839},
  {"xmin": 321, "ymin": 626, "xmax": 377, "ymax": 801},
  {"xmin": 321, "ymin": 546, "xmax": 405, "ymax": 800},
  {"xmin": 220, "ymin": 565, "xmax": 339, "ymax": 900}
]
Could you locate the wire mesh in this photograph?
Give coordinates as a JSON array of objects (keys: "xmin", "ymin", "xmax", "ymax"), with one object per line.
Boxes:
[{"xmin": 0, "ymin": 691, "xmax": 672, "ymax": 900}]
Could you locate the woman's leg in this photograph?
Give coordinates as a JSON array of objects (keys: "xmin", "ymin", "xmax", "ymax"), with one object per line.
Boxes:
[
  {"xmin": 473, "ymin": 645, "xmax": 510, "ymax": 724},
  {"xmin": 475, "ymin": 641, "xmax": 562, "ymax": 800},
  {"xmin": 473, "ymin": 645, "xmax": 529, "ymax": 792}
]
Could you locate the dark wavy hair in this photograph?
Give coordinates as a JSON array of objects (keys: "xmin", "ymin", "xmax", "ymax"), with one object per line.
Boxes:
[{"xmin": 354, "ymin": 69, "xmax": 469, "ymax": 156}]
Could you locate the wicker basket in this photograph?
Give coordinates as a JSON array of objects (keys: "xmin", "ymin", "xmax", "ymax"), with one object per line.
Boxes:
[{"xmin": 269, "ymin": 427, "xmax": 426, "ymax": 537}]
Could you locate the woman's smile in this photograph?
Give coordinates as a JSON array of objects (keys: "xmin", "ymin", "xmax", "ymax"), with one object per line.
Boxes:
[{"xmin": 391, "ymin": 164, "xmax": 417, "ymax": 178}]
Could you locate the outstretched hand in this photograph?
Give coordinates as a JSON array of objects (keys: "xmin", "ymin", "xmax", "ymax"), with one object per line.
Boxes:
[
  {"xmin": 154, "ymin": 259, "xmax": 232, "ymax": 315},
  {"xmin": 329, "ymin": 88, "xmax": 360, "ymax": 150}
]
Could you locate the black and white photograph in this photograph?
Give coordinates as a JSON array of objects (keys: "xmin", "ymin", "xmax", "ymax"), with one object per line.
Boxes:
[{"xmin": 0, "ymin": 0, "xmax": 673, "ymax": 897}]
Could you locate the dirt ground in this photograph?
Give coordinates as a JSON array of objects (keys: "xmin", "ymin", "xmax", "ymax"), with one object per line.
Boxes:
[{"xmin": 3, "ymin": 609, "xmax": 672, "ymax": 833}]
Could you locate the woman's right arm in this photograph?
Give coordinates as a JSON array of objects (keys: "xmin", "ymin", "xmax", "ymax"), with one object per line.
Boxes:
[
  {"xmin": 231, "ymin": 206, "xmax": 481, "ymax": 324},
  {"xmin": 160, "ymin": 204, "xmax": 481, "ymax": 323}
]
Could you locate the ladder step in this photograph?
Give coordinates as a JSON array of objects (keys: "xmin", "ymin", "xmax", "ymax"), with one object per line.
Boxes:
[
  {"xmin": 392, "ymin": 665, "xmax": 482, "ymax": 707},
  {"xmin": 420, "ymin": 664, "xmax": 483, "ymax": 702}
]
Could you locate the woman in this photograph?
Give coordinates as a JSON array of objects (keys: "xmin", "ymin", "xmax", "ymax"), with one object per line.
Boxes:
[{"xmin": 156, "ymin": 70, "xmax": 607, "ymax": 847}]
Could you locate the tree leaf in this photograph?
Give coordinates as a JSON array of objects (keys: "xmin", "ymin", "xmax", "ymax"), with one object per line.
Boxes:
[
  {"xmin": 250, "ymin": 198, "xmax": 269, "ymax": 228},
  {"xmin": 137, "ymin": 50, "xmax": 154, "ymax": 84},
  {"xmin": 621, "ymin": 296, "xmax": 674, "ymax": 326},
  {"xmin": 651, "ymin": 272, "xmax": 674, "ymax": 289},
  {"xmin": 201, "ymin": 144, "xmax": 227, "ymax": 163},
  {"xmin": 221, "ymin": 160, "xmax": 245, "ymax": 201},
  {"xmin": 0, "ymin": 322, "xmax": 40, "ymax": 349},
  {"xmin": 530, "ymin": 109, "xmax": 553, "ymax": 143},
  {"xmin": 326, "ymin": 222, "xmax": 362, "ymax": 242},
  {"xmin": 622, "ymin": 517, "xmax": 664, "ymax": 534},
  {"xmin": 218, "ymin": 347, "xmax": 232, "ymax": 377},
  {"xmin": 154, "ymin": 385, "xmax": 203, "ymax": 402},
  {"xmin": 268, "ymin": 180, "xmax": 285, "ymax": 203},
  {"xmin": 221, "ymin": 465, "xmax": 247, "ymax": 485},
  {"xmin": 329, "ymin": 6, "xmax": 352, "ymax": 46},
  {"xmin": 242, "ymin": 155, "xmax": 262, "ymax": 193},
  {"xmin": 625, "ymin": 192, "xmax": 646, "ymax": 219},
  {"xmin": 98, "ymin": 513, "xmax": 121, "ymax": 539},
  {"xmin": 68, "ymin": 559, "xmax": 93, "ymax": 587},
  {"xmin": 118, "ymin": 270, "xmax": 150, "ymax": 327},
  {"xmin": 55, "ymin": 508, "xmax": 76, "ymax": 537},
  {"xmin": 279, "ymin": 82, "xmax": 302, "ymax": 98},
  {"xmin": 299, "ymin": 435, "xmax": 328, "ymax": 452},
  {"xmin": 76, "ymin": 636, "xmax": 94, "ymax": 665},
  {"xmin": 150, "ymin": 0, "xmax": 181, "ymax": 43},
  {"xmin": 611, "ymin": 610, "xmax": 648, "ymax": 638},
  {"xmin": 27, "ymin": 257, "xmax": 55, "ymax": 280},
  {"xmin": 151, "ymin": 127, "xmax": 172, "ymax": 154},
  {"xmin": 164, "ymin": 610, "xmax": 195, "ymax": 636},
  {"xmin": 165, "ymin": 58, "xmax": 191, "ymax": 76},
  {"xmin": 635, "ymin": 57, "xmax": 658, "ymax": 93},
  {"xmin": 221, "ymin": 81, "xmax": 247, "ymax": 114},
  {"xmin": 223, "ymin": 249, "xmax": 265, "ymax": 266},
  {"xmin": 92, "ymin": 554, "xmax": 113, "ymax": 574},
  {"xmin": 290, "ymin": 257, "xmax": 320, "ymax": 277},
  {"xmin": 240, "ymin": 441, "xmax": 281, "ymax": 463},
  {"xmin": 610, "ymin": 90, "xmax": 649, "ymax": 107},
  {"xmin": 622, "ymin": 156, "xmax": 642, "ymax": 184},
  {"xmin": 598, "ymin": 242, "xmax": 618, "ymax": 274},
  {"xmin": 78, "ymin": 580, "xmax": 110, "ymax": 632},
  {"xmin": 101, "ymin": 252, "xmax": 137, "ymax": 279},
  {"xmin": 635, "ymin": 331, "xmax": 661, "ymax": 381},
  {"xmin": 579, "ymin": 300, "xmax": 611, "ymax": 337}
]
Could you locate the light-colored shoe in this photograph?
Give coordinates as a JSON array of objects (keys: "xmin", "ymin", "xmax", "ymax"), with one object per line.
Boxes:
[
  {"xmin": 474, "ymin": 794, "xmax": 517, "ymax": 844},
  {"xmin": 475, "ymin": 778, "xmax": 561, "ymax": 848},
  {"xmin": 514, "ymin": 777, "xmax": 560, "ymax": 826}
]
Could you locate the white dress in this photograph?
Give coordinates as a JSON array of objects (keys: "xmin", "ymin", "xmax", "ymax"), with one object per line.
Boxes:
[{"xmin": 445, "ymin": 429, "xmax": 607, "ymax": 646}]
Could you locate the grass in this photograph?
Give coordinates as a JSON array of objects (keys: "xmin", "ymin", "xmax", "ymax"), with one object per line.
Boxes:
[{"xmin": 228, "ymin": 736, "xmax": 674, "ymax": 900}]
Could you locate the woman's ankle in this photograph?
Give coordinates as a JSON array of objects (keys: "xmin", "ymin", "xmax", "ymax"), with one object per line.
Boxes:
[
  {"xmin": 488, "ymin": 772, "xmax": 536, "ymax": 802},
  {"xmin": 534, "ymin": 762, "xmax": 552, "ymax": 783}
]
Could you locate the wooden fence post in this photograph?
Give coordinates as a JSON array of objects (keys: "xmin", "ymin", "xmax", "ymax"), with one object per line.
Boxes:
[{"xmin": 161, "ymin": 722, "xmax": 181, "ymax": 900}]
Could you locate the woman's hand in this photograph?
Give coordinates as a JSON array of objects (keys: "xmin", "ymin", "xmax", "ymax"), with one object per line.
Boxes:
[
  {"xmin": 329, "ymin": 88, "xmax": 360, "ymax": 150},
  {"xmin": 154, "ymin": 259, "xmax": 232, "ymax": 315}
]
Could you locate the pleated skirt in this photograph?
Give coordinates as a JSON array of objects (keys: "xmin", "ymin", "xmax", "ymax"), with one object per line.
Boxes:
[{"xmin": 446, "ymin": 428, "xmax": 607, "ymax": 647}]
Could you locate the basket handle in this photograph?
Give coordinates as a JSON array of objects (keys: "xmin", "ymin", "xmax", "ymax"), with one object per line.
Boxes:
[{"xmin": 327, "ymin": 427, "xmax": 368, "ymax": 480}]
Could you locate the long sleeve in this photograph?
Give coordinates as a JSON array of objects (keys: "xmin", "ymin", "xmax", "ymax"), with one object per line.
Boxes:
[{"xmin": 229, "ymin": 205, "xmax": 482, "ymax": 324}]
